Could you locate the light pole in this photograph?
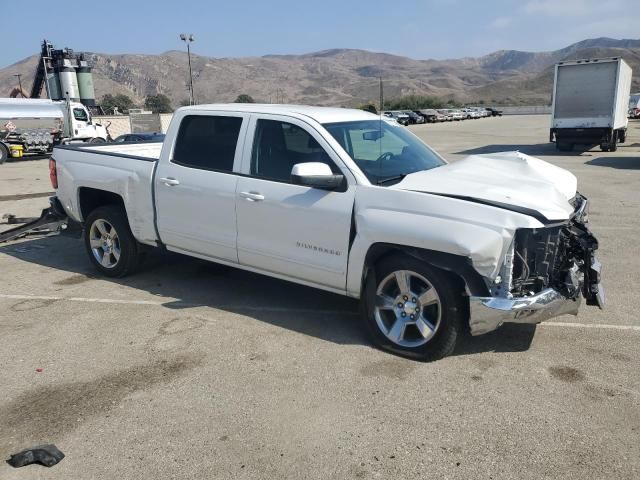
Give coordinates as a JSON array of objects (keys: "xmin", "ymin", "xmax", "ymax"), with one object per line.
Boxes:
[{"xmin": 179, "ymin": 33, "xmax": 195, "ymax": 105}]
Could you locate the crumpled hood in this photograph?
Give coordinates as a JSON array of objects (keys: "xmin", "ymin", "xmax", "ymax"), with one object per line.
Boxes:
[{"xmin": 393, "ymin": 151, "xmax": 577, "ymax": 221}]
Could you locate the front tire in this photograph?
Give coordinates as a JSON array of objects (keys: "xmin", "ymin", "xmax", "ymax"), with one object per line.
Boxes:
[
  {"xmin": 84, "ymin": 205, "xmax": 139, "ymax": 277},
  {"xmin": 362, "ymin": 253, "xmax": 464, "ymax": 361}
]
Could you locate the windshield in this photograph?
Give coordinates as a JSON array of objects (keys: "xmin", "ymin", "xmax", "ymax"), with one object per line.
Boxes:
[{"xmin": 323, "ymin": 119, "xmax": 445, "ymax": 185}]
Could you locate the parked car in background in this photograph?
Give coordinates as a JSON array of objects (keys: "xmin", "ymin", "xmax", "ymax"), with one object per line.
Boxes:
[
  {"xmin": 461, "ymin": 108, "xmax": 477, "ymax": 119},
  {"xmin": 383, "ymin": 111, "xmax": 410, "ymax": 126},
  {"xmin": 402, "ymin": 111, "xmax": 425, "ymax": 124},
  {"xmin": 485, "ymin": 107, "xmax": 503, "ymax": 117},
  {"xmin": 437, "ymin": 109, "xmax": 453, "ymax": 121},
  {"xmin": 628, "ymin": 94, "xmax": 640, "ymax": 119},
  {"xmin": 113, "ymin": 132, "xmax": 166, "ymax": 143},
  {"xmin": 415, "ymin": 109, "xmax": 439, "ymax": 123},
  {"xmin": 468, "ymin": 107, "xmax": 486, "ymax": 118},
  {"xmin": 448, "ymin": 109, "xmax": 465, "ymax": 121}
]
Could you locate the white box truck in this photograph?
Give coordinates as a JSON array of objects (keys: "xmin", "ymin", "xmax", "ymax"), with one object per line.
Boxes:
[{"xmin": 550, "ymin": 57, "xmax": 632, "ymax": 152}]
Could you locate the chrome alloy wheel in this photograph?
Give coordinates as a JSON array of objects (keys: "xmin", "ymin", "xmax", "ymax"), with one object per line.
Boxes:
[
  {"xmin": 374, "ymin": 270, "xmax": 442, "ymax": 348},
  {"xmin": 89, "ymin": 219, "xmax": 121, "ymax": 269}
]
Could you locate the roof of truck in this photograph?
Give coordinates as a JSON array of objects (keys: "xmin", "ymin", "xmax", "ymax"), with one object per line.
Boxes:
[{"xmin": 179, "ymin": 103, "xmax": 378, "ymax": 124}]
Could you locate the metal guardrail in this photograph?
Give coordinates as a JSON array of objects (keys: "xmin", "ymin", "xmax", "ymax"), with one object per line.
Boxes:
[{"xmin": 500, "ymin": 106, "xmax": 552, "ymax": 115}]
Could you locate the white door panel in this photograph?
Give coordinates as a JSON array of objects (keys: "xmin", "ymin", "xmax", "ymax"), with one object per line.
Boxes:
[
  {"xmin": 236, "ymin": 178, "xmax": 355, "ymax": 289},
  {"xmin": 235, "ymin": 115, "xmax": 355, "ymax": 291},
  {"xmin": 155, "ymin": 168, "xmax": 239, "ymax": 261},
  {"xmin": 155, "ymin": 112, "xmax": 248, "ymax": 262}
]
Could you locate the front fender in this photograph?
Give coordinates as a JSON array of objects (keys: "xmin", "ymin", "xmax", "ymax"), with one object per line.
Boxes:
[{"xmin": 346, "ymin": 187, "xmax": 544, "ymax": 297}]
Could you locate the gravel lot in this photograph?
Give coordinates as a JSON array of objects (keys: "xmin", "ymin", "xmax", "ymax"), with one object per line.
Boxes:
[{"xmin": 0, "ymin": 115, "xmax": 638, "ymax": 479}]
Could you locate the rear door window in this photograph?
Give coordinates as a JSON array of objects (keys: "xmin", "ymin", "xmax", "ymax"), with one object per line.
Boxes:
[{"xmin": 173, "ymin": 115, "xmax": 243, "ymax": 172}]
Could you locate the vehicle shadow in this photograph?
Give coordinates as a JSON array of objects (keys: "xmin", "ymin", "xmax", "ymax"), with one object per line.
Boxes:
[
  {"xmin": 453, "ymin": 143, "xmax": 593, "ymax": 156},
  {"xmin": 0, "ymin": 235, "xmax": 536, "ymax": 357},
  {"xmin": 585, "ymin": 156, "xmax": 640, "ymax": 170},
  {"xmin": 0, "ymin": 235, "xmax": 364, "ymax": 346},
  {"xmin": 452, "ymin": 324, "xmax": 536, "ymax": 357}
]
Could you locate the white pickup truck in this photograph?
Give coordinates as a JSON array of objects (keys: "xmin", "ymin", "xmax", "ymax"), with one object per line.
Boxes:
[{"xmin": 50, "ymin": 104, "xmax": 604, "ymax": 360}]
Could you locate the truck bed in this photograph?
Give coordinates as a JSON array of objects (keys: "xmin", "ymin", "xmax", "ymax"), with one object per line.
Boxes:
[{"xmin": 53, "ymin": 142, "xmax": 161, "ymax": 245}]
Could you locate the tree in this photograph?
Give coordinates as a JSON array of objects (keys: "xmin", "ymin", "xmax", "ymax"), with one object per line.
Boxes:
[
  {"xmin": 382, "ymin": 94, "xmax": 444, "ymax": 111},
  {"xmin": 101, "ymin": 93, "xmax": 136, "ymax": 115},
  {"xmin": 234, "ymin": 94, "xmax": 255, "ymax": 103},
  {"xmin": 144, "ymin": 94, "xmax": 173, "ymax": 113}
]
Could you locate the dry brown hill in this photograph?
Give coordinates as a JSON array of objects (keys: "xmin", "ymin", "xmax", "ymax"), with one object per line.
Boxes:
[{"xmin": 1, "ymin": 37, "xmax": 639, "ymax": 107}]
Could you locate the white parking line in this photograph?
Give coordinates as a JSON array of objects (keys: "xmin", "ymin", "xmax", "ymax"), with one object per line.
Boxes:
[
  {"xmin": 0, "ymin": 293, "xmax": 355, "ymax": 316},
  {"xmin": 1, "ymin": 293, "xmax": 640, "ymax": 330},
  {"xmin": 542, "ymin": 321, "xmax": 640, "ymax": 331}
]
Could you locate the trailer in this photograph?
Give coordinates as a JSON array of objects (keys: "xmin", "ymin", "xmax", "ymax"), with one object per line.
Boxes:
[{"xmin": 549, "ymin": 57, "xmax": 632, "ymax": 152}]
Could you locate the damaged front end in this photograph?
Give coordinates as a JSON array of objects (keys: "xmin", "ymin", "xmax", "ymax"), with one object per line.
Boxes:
[{"xmin": 469, "ymin": 194, "xmax": 604, "ymax": 335}]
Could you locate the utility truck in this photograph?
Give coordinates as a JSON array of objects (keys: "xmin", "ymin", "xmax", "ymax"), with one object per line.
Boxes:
[
  {"xmin": 550, "ymin": 57, "xmax": 632, "ymax": 152},
  {"xmin": 48, "ymin": 104, "xmax": 604, "ymax": 360},
  {"xmin": 0, "ymin": 98, "xmax": 108, "ymax": 164}
]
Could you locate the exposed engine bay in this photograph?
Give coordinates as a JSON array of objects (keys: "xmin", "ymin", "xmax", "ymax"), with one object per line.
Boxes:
[{"xmin": 495, "ymin": 194, "xmax": 604, "ymax": 308}]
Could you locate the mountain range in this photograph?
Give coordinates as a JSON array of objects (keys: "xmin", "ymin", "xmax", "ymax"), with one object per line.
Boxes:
[{"xmin": 1, "ymin": 37, "xmax": 639, "ymax": 107}]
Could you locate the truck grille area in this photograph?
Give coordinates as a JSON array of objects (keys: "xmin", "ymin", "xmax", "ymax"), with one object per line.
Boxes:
[{"xmin": 510, "ymin": 195, "xmax": 600, "ymax": 303}]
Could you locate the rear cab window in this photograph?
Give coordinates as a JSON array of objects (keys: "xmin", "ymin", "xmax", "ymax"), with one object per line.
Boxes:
[{"xmin": 173, "ymin": 115, "xmax": 243, "ymax": 172}]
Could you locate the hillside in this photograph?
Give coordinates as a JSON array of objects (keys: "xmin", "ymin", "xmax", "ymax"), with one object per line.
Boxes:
[{"xmin": 1, "ymin": 37, "xmax": 639, "ymax": 107}]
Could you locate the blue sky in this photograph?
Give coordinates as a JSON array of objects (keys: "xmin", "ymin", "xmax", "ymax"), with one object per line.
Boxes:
[{"xmin": 1, "ymin": 0, "xmax": 635, "ymax": 68}]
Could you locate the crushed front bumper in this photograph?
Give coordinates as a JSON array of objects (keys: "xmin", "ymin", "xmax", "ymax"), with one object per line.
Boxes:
[
  {"xmin": 468, "ymin": 288, "xmax": 582, "ymax": 336},
  {"xmin": 468, "ymin": 193, "xmax": 605, "ymax": 336}
]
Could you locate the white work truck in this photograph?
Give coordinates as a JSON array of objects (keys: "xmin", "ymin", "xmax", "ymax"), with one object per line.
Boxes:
[
  {"xmin": 51, "ymin": 104, "xmax": 604, "ymax": 360},
  {"xmin": 0, "ymin": 98, "xmax": 108, "ymax": 163}
]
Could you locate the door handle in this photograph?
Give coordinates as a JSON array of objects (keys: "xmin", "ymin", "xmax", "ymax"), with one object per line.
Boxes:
[
  {"xmin": 160, "ymin": 177, "xmax": 180, "ymax": 186},
  {"xmin": 239, "ymin": 191, "xmax": 265, "ymax": 202}
]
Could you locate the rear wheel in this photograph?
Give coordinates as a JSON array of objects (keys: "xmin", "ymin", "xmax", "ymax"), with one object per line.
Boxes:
[
  {"xmin": 89, "ymin": 137, "xmax": 106, "ymax": 144},
  {"xmin": 0, "ymin": 143, "xmax": 8, "ymax": 164},
  {"xmin": 84, "ymin": 205, "xmax": 139, "ymax": 277},
  {"xmin": 619, "ymin": 129, "xmax": 626, "ymax": 143},
  {"xmin": 362, "ymin": 253, "xmax": 463, "ymax": 361}
]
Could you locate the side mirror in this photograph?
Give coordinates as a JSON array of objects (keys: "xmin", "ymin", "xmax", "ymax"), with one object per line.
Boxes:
[{"xmin": 291, "ymin": 163, "xmax": 344, "ymax": 191}]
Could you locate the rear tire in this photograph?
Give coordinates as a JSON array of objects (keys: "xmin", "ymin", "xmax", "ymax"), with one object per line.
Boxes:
[
  {"xmin": 619, "ymin": 130, "xmax": 626, "ymax": 143},
  {"xmin": 361, "ymin": 253, "xmax": 464, "ymax": 361},
  {"xmin": 0, "ymin": 143, "xmax": 8, "ymax": 164},
  {"xmin": 84, "ymin": 205, "xmax": 139, "ymax": 278},
  {"xmin": 89, "ymin": 137, "xmax": 106, "ymax": 144}
]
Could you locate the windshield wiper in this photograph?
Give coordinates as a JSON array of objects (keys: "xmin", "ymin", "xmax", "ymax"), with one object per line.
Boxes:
[{"xmin": 376, "ymin": 173, "xmax": 408, "ymax": 185}]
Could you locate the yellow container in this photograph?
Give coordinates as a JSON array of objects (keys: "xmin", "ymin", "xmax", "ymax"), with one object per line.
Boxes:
[{"xmin": 9, "ymin": 145, "xmax": 24, "ymax": 158}]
